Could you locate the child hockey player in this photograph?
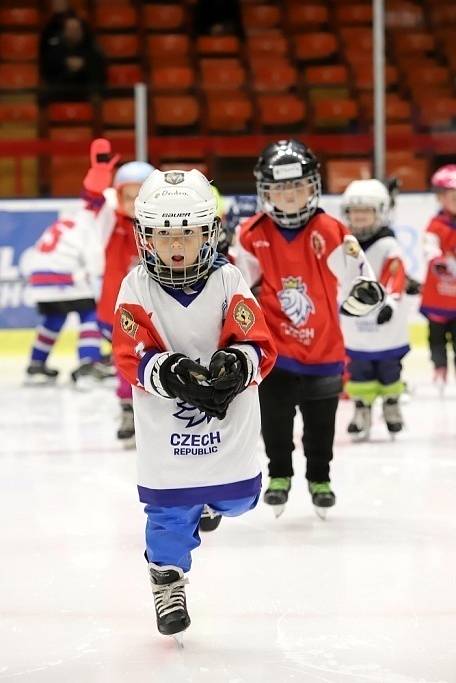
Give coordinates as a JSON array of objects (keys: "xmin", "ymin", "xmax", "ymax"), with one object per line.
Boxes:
[
  {"xmin": 112, "ymin": 169, "xmax": 276, "ymax": 641},
  {"xmin": 24, "ymin": 209, "xmax": 107, "ymax": 388},
  {"xmin": 340, "ymin": 179, "xmax": 409, "ymax": 439},
  {"xmin": 234, "ymin": 139, "xmax": 384, "ymax": 519},
  {"xmin": 419, "ymin": 165, "xmax": 456, "ymax": 392},
  {"xmin": 82, "ymin": 139, "xmax": 154, "ymax": 444}
]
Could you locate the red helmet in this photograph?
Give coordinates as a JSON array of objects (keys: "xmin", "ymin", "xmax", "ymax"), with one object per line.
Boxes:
[{"xmin": 431, "ymin": 165, "xmax": 456, "ymax": 190}]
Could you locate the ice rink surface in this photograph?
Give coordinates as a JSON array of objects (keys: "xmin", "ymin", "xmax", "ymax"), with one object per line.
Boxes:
[{"xmin": 1, "ymin": 348, "xmax": 455, "ymax": 683}]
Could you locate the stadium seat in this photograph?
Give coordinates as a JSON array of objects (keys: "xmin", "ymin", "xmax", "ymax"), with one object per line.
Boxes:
[
  {"xmin": 385, "ymin": 1, "xmax": 424, "ymax": 29},
  {"xmin": 0, "ymin": 33, "xmax": 38, "ymax": 61},
  {"xmin": 418, "ymin": 97, "xmax": 456, "ymax": 129},
  {"xmin": 153, "ymin": 95, "xmax": 200, "ymax": 128},
  {"xmin": 196, "ymin": 35, "xmax": 240, "ymax": 56},
  {"xmin": 144, "ymin": 5, "xmax": 186, "ymax": 31},
  {"xmin": 107, "ymin": 64, "xmax": 143, "ymax": 87},
  {"xmin": 250, "ymin": 60, "xmax": 297, "ymax": 93},
  {"xmin": 0, "ymin": 100, "xmax": 38, "ymax": 124},
  {"xmin": 49, "ymin": 126, "xmax": 93, "ymax": 141},
  {"xmin": 429, "ymin": 5, "xmax": 456, "ymax": 27},
  {"xmin": 51, "ymin": 156, "xmax": 89, "ymax": 197},
  {"xmin": 305, "ymin": 65, "xmax": 349, "ymax": 87},
  {"xmin": 335, "ymin": 4, "xmax": 372, "ymax": 25},
  {"xmin": 325, "ymin": 158, "xmax": 373, "ymax": 194},
  {"xmin": 392, "ymin": 31, "xmax": 435, "ymax": 56},
  {"xmin": 97, "ymin": 34, "xmax": 140, "ymax": 60},
  {"xmin": 285, "ymin": 3, "xmax": 329, "ymax": 29},
  {"xmin": 200, "ymin": 59, "xmax": 246, "ymax": 91},
  {"xmin": 351, "ymin": 63, "xmax": 398, "ymax": 90},
  {"xmin": 0, "ymin": 8, "xmax": 39, "ymax": 28},
  {"xmin": 102, "ymin": 98, "xmax": 135, "ymax": 127},
  {"xmin": 95, "ymin": 6, "xmax": 137, "ymax": 30},
  {"xmin": 150, "ymin": 65, "xmax": 195, "ymax": 92},
  {"xmin": 340, "ymin": 27, "xmax": 372, "ymax": 51},
  {"xmin": 257, "ymin": 93, "xmax": 305, "ymax": 127},
  {"xmin": 386, "ymin": 152, "xmax": 428, "ymax": 190},
  {"xmin": 147, "ymin": 34, "xmax": 190, "ymax": 61},
  {"xmin": 242, "ymin": 4, "xmax": 282, "ymax": 31},
  {"xmin": 206, "ymin": 93, "xmax": 253, "ymax": 132},
  {"xmin": 0, "ymin": 64, "xmax": 38, "ymax": 90},
  {"xmin": 292, "ymin": 33, "xmax": 338, "ymax": 62},
  {"xmin": 246, "ymin": 32, "xmax": 288, "ymax": 58},
  {"xmin": 47, "ymin": 102, "xmax": 93, "ymax": 123},
  {"xmin": 313, "ymin": 98, "xmax": 359, "ymax": 129}
]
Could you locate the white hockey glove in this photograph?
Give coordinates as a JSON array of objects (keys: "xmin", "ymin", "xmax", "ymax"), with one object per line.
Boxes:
[{"xmin": 341, "ymin": 277, "xmax": 385, "ymax": 317}]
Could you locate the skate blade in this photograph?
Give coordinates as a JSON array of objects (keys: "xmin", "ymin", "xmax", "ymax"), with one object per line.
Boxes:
[
  {"xmin": 272, "ymin": 504, "xmax": 285, "ymax": 518},
  {"xmin": 120, "ymin": 437, "xmax": 136, "ymax": 450},
  {"xmin": 351, "ymin": 431, "xmax": 370, "ymax": 443},
  {"xmin": 173, "ymin": 633, "xmax": 185, "ymax": 649},
  {"xmin": 23, "ymin": 377, "xmax": 57, "ymax": 387},
  {"xmin": 314, "ymin": 506, "xmax": 328, "ymax": 520}
]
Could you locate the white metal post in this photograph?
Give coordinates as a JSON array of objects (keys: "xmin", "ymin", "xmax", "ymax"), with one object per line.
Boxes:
[
  {"xmin": 373, "ymin": 0, "xmax": 386, "ymax": 179},
  {"xmin": 134, "ymin": 82, "xmax": 148, "ymax": 162}
]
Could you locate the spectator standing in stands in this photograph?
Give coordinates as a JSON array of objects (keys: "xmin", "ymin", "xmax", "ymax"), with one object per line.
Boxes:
[
  {"xmin": 39, "ymin": 13, "xmax": 106, "ymax": 103},
  {"xmin": 194, "ymin": 0, "xmax": 243, "ymax": 37}
]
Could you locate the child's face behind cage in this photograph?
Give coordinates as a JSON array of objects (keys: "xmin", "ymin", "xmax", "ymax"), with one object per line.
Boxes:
[
  {"xmin": 346, "ymin": 206, "xmax": 377, "ymax": 232},
  {"xmin": 148, "ymin": 227, "xmax": 204, "ymax": 271},
  {"xmin": 267, "ymin": 179, "xmax": 313, "ymax": 215},
  {"xmin": 437, "ymin": 188, "xmax": 456, "ymax": 217}
]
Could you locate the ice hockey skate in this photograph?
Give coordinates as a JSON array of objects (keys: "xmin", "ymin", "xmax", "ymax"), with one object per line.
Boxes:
[
  {"xmin": 117, "ymin": 401, "xmax": 135, "ymax": 449},
  {"xmin": 263, "ymin": 477, "xmax": 291, "ymax": 518},
  {"xmin": 71, "ymin": 359, "xmax": 117, "ymax": 391},
  {"xmin": 148, "ymin": 562, "xmax": 190, "ymax": 646},
  {"xmin": 382, "ymin": 397, "xmax": 403, "ymax": 439},
  {"xmin": 24, "ymin": 361, "xmax": 59, "ymax": 386},
  {"xmin": 308, "ymin": 481, "xmax": 336, "ymax": 520},
  {"xmin": 199, "ymin": 505, "xmax": 222, "ymax": 532},
  {"xmin": 433, "ymin": 367, "xmax": 447, "ymax": 397},
  {"xmin": 347, "ymin": 400, "xmax": 371, "ymax": 442}
]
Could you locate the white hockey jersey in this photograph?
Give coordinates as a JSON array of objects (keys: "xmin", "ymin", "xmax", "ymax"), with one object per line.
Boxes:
[
  {"xmin": 341, "ymin": 229, "xmax": 410, "ymax": 359},
  {"xmin": 23, "ymin": 208, "xmax": 104, "ymax": 304},
  {"xmin": 112, "ymin": 259, "xmax": 277, "ymax": 506}
]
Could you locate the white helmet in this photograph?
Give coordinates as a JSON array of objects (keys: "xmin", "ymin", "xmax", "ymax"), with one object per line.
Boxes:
[
  {"xmin": 134, "ymin": 169, "xmax": 221, "ymax": 288},
  {"xmin": 341, "ymin": 179, "xmax": 390, "ymax": 240},
  {"xmin": 113, "ymin": 161, "xmax": 155, "ymax": 188}
]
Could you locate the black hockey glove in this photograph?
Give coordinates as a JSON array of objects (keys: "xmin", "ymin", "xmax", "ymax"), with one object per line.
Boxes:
[
  {"xmin": 159, "ymin": 354, "xmax": 214, "ymax": 410},
  {"xmin": 341, "ymin": 278, "xmax": 385, "ymax": 317},
  {"xmin": 405, "ymin": 275, "xmax": 421, "ymax": 296},
  {"xmin": 376, "ymin": 304, "xmax": 393, "ymax": 325},
  {"xmin": 208, "ymin": 348, "xmax": 249, "ymax": 420}
]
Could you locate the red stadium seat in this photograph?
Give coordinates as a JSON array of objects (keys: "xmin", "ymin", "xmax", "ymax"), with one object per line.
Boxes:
[
  {"xmin": 250, "ymin": 60, "xmax": 297, "ymax": 93},
  {"xmin": 206, "ymin": 93, "xmax": 253, "ymax": 132},
  {"xmin": 313, "ymin": 98, "xmax": 359, "ymax": 129},
  {"xmin": 0, "ymin": 100, "xmax": 38, "ymax": 123},
  {"xmin": 292, "ymin": 33, "xmax": 338, "ymax": 61},
  {"xmin": 150, "ymin": 65, "xmax": 195, "ymax": 91},
  {"xmin": 246, "ymin": 32, "xmax": 288, "ymax": 58},
  {"xmin": 48, "ymin": 102, "xmax": 94, "ymax": 123},
  {"xmin": 242, "ymin": 4, "xmax": 282, "ymax": 30},
  {"xmin": 147, "ymin": 34, "xmax": 190, "ymax": 61},
  {"xmin": 305, "ymin": 65, "xmax": 349, "ymax": 86},
  {"xmin": 335, "ymin": 4, "xmax": 373, "ymax": 25},
  {"xmin": 285, "ymin": 3, "xmax": 329, "ymax": 29},
  {"xmin": 0, "ymin": 64, "xmax": 38, "ymax": 89},
  {"xmin": 196, "ymin": 35, "xmax": 240, "ymax": 56},
  {"xmin": 102, "ymin": 98, "xmax": 135, "ymax": 126},
  {"xmin": 386, "ymin": 152, "xmax": 428, "ymax": 190},
  {"xmin": 0, "ymin": 33, "xmax": 38, "ymax": 62},
  {"xmin": 257, "ymin": 93, "xmax": 305, "ymax": 127},
  {"xmin": 144, "ymin": 5, "xmax": 186, "ymax": 31},
  {"xmin": 200, "ymin": 59, "xmax": 246, "ymax": 91},
  {"xmin": 153, "ymin": 95, "xmax": 200, "ymax": 127},
  {"xmin": 95, "ymin": 6, "xmax": 137, "ymax": 30},
  {"xmin": 107, "ymin": 64, "xmax": 143, "ymax": 87},
  {"xmin": 97, "ymin": 34, "xmax": 140, "ymax": 60},
  {"xmin": 0, "ymin": 8, "xmax": 39, "ymax": 28},
  {"xmin": 325, "ymin": 158, "xmax": 373, "ymax": 193}
]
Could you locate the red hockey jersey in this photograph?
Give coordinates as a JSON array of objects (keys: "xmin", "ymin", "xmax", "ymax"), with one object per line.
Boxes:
[
  {"xmin": 420, "ymin": 212, "xmax": 456, "ymax": 321},
  {"xmin": 234, "ymin": 209, "xmax": 375, "ymax": 376}
]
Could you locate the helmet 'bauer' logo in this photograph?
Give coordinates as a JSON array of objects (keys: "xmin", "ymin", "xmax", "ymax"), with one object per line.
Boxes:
[
  {"xmin": 233, "ymin": 300, "xmax": 255, "ymax": 334},
  {"xmin": 120, "ymin": 307, "xmax": 138, "ymax": 338},
  {"xmin": 164, "ymin": 171, "xmax": 184, "ymax": 185}
]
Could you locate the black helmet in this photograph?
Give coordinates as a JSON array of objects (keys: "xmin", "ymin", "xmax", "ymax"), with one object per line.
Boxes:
[{"xmin": 254, "ymin": 139, "xmax": 321, "ymax": 228}]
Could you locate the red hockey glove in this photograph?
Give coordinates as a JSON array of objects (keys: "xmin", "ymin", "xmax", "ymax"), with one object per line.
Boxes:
[{"xmin": 83, "ymin": 138, "xmax": 120, "ymax": 194}]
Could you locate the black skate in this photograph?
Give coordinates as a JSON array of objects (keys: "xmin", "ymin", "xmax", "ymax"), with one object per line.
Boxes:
[
  {"xmin": 308, "ymin": 481, "xmax": 336, "ymax": 520},
  {"xmin": 382, "ymin": 397, "xmax": 403, "ymax": 438},
  {"xmin": 148, "ymin": 562, "xmax": 190, "ymax": 644},
  {"xmin": 347, "ymin": 400, "xmax": 371, "ymax": 442},
  {"xmin": 199, "ymin": 505, "xmax": 222, "ymax": 532},
  {"xmin": 25, "ymin": 362, "xmax": 59, "ymax": 385},
  {"xmin": 117, "ymin": 401, "xmax": 135, "ymax": 449},
  {"xmin": 71, "ymin": 360, "xmax": 115, "ymax": 390},
  {"xmin": 263, "ymin": 477, "xmax": 291, "ymax": 518}
]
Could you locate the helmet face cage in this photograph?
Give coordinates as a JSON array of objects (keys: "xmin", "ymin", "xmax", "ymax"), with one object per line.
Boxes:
[
  {"xmin": 134, "ymin": 217, "xmax": 221, "ymax": 288},
  {"xmin": 342, "ymin": 201, "xmax": 384, "ymax": 241},
  {"xmin": 257, "ymin": 173, "xmax": 321, "ymax": 229}
]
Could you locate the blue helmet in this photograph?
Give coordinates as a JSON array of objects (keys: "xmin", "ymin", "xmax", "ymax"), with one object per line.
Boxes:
[{"xmin": 113, "ymin": 161, "xmax": 155, "ymax": 188}]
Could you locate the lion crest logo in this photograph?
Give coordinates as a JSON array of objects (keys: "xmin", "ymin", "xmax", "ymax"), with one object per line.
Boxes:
[
  {"xmin": 120, "ymin": 307, "xmax": 138, "ymax": 338},
  {"xmin": 164, "ymin": 171, "xmax": 184, "ymax": 185},
  {"xmin": 278, "ymin": 276, "xmax": 315, "ymax": 327}
]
